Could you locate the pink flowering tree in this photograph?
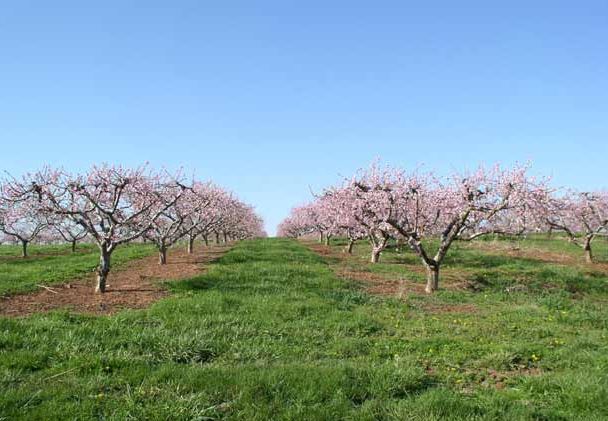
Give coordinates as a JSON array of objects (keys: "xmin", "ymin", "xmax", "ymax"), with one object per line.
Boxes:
[
  {"xmin": 315, "ymin": 197, "xmax": 341, "ymax": 246},
  {"xmin": 178, "ymin": 185, "xmax": 265, "ymax": 250},
  {"xmin": 339, "ymin": 186, "xmax": 394, "ymax": 263},
  {"xmin": 303, "ymin": 201, "xmax": 334, "ymax": 244},
  {"xmin": 277, "ymin": 206, "xmax": 315, "ymax": 239},
  {"xmin": 7, "ymin": 165, "xmax": 186, "ymax": 293},
  {"xmin": 180, "ymin": 182, "xmax": 225, "ymax": 250},
  {"xmin": 211, "ymin": 194, "xmax": 243, "ymax": 244},
  {"xmin": 276, "ymin": 217, "xmax": 302, "ymax": 238},
  {"xmin": 537, "ymin": 190, "xmax": 608, "ymax": 262},
  {"xmin": 225, "ymin": 203, "xmax": 266, "ymax": 240},
  {"xmin": 142, "ymin": 178, "xmax": 195, "ymax": 265},
  {"xmin": 281, "ymin": 187, "xmax": 394, "ymax": 261},
  {"xmin": 345, "ymin": 163, "xmax": 543, "ymax": 293},
  {"xmin": 0, "ymin": 184, "xmax": 48, "ymax": 257},
  {"xmin": 321, "ymin": 187, "xmax": 379, "ymax": 257},
  {"xmin": 278, "ymin": 201, "xmax": 335, "ymax": 242},
  {"xmin": 50, "ymin": 217, "xmax": 89, "ymax": 252},
  {"xmin": 326, "ymin": 188, "xmax": 367, "ymax": 254}
]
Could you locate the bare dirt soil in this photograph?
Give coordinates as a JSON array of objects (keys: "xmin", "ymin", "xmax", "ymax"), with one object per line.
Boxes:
[
  {"xmin": 470, "ymin": 241, "xmax": 608, "ymax": 273},
  {"xmin": 0, "ymin": 245, "xmax": 231, "ymax": 317},
  {"xmin": 306, "ymin": 242, "xmax": 464, "ymax": 298},
  {"xmin": 307, "ymin": 240, "xmax": 608, "ymax": 303}
]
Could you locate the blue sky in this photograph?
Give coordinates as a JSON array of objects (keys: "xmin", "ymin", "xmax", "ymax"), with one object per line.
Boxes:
[{"xmin": 1, "ymin": 1, "xmax": 607, "ymax": 235}]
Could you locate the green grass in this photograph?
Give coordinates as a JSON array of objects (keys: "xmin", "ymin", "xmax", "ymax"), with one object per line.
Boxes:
[
  {"xmin": 333, "ymin": 235, "xmax": 608, "ymax": 296},
  {"xmin": 1, "ymin": 238, "xmax": 608, "ymax": 419},
  {"xmin": 0, "ymin": 243, "xmax": 155, "ymax": 296},
  {"xmin": 475, "ymin": 232, "xmax": 608, "ymax": 262}
]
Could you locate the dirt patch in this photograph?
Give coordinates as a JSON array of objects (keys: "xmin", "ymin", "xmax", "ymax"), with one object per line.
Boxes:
[
  {"xmin": 479, "ymin": 243, "xmax": 571, "ymax": 263},
  {"xmin": 368, "ymin": 280, "xmax": 429, "ymax": 296},
  {"xmin": 472, "ymin": 242, "xmax": 608, "ymax": 279},
  {"xmin": 306, "ymin": 242, "xmax": 342, "ymax": 258},
  {"xmin": 337, "ymin": 269, "xmax": 427, "ymax": 295},
  {"xmin": 305, "ymin": 242, "xmax": 489, "ymax": 300},
  {"xmin": 304, "ymin": 242, "xmax": 430, "ymax": 296},
  {"xmin": 0, "ymin": 245, "xmax": 231, "ymax": 317},
  {"xmin": 471, "ymin": 242, "xmax": 608, "ymax": 273}
]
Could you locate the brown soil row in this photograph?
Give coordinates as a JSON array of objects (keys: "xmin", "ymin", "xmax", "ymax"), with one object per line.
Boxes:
[
  {"xmin": 468, "ymin": 241, "xmax": 608, "ymax": 273},
  {"xmin": 307, "ymin": 242, "xmax": 479, "ymax": 314},
  {"xmin": 0, "ymin": 245, "xmax": 231, "ymax": 317}
]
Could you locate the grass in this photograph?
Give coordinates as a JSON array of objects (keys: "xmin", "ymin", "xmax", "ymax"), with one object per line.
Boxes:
[
  {"xmin": 0, "ymin": 243, "xmax": 155, "ymax": 296},
  {"xmin": 333, "ymin": 235, "xmax": 608, "ymax": 295},
  {"xmin": 0, "ymin": 238, "xmax": 607, "ymax": 419}
]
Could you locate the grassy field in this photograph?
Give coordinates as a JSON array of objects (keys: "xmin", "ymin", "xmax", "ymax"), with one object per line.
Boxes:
[
  {"xmin": 335, "ymin": 234, "xmax": 608, "ymax": 295},
  {"xmin": 0, "ymin": 243, "xmax": 155, "ymax": 296},
  {"xmin": 1, "ymin": 238, "xmax": 608, "ymax": 420}
]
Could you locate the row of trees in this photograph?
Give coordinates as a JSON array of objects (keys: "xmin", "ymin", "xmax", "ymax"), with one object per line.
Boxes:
[
  {"xmin": 0, "ymin": 164, "xmax": 265, "ymax": 293},
  {"xmin": 278, "ymin": 163, "xmax": 607, "ymax": 293}
]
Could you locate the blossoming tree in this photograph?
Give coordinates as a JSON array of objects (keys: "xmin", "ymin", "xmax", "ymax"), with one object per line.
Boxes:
[
  {"xmin": 537, "ymin": 190, "xmax": 608, "ymax": 262},
  {"xmin": 6, "ymin": 165, "xmax": 185, "ymax": 292},
  {"xmin": 50, "ymin": 217, "xmax": 89, "ymax": 252},
  {"xmin": 280, "ymin": 163, "xmax": 546, "ymax": 293},
  {"xmin": 0, "ymin": 191, "xmax": 47, "ymax": 257}
]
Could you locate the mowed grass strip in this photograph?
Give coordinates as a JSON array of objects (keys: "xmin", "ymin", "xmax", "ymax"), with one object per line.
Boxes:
[
  {"xmin": 1, "ymin": 238, "xmax": 607, "ymax": 420},
  {"xmin": 0, "ymin": 243, "xmax": 155, "ymax": 296}
]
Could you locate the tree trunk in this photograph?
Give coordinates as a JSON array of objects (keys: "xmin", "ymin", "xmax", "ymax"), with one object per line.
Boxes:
[
  {"xmin": 203, "ymin": 235, "xmax": 209, "ymax": 246},
  {"xmin": 159, "ymin": 247, "xmax": 167, "ymax": 265},
  {"xmin": 71, "ymin": 240, "xmax": 76, "ymax": 253},
  {"xmin": 187, "ymin": 235, "xmax": 195, "ymax": 254},
  {"xmin": 223, "ymin": 232, "xmax": 228, "ymax": 243},
  {"xmin": 319, "ymin": 232, "xmax": 324, "ymax": 243},
  {"xmin": 21, "ymin": 240, "xmax": 28, "ymax": 258},
  {"xmin": 325, "ymin": 235, "xmax": 331, "ymax": 246},
  {"xmin": 369, "ymin": 232, "xmax": 389, "ymax": 264},
  {"xmin": 584, "ymin": 238, "xmax": 593, "ymax": 263},
  {"xmin": 425, "ymin": 264, "xmax": 440, "ymax": 294},
  {"xmin": 345, "ymin": 239, "xmax": 355, "ymax": 254},
  {"xmin": 215, "ymin": 232, "xmax": 220, "ymax": 244},
  {"xmin": 547, "ymin": 227, "xmax": 553, "ymax": 239},
  {"xmin": 96, "ymin": 247, "xmax": 111, "ymax": 293},
  {"xmin": 371, "ymin": 248, "xmax": 381, "ymax": 263}
]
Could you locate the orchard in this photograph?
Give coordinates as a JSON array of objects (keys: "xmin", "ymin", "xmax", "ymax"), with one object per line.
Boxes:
[
  {"xmin": 278, "ymin": 162, "xmax": 608, "ymax": 293},
  {"xmin": 0, "ymin": 164, "xmax": 265, "ymax": 293},
  {"xmin": 3, "ymin": 161, "xmax": 606, "ymax": 297},
  {"xmin": 1, "ymin": 161, "xmax": 608, "ymax": 420}
]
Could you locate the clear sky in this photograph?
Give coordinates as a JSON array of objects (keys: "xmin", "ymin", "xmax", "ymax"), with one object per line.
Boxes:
[{"xmin": 1, "ymin": 1, "xmax": 607, "ymax": 235}]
